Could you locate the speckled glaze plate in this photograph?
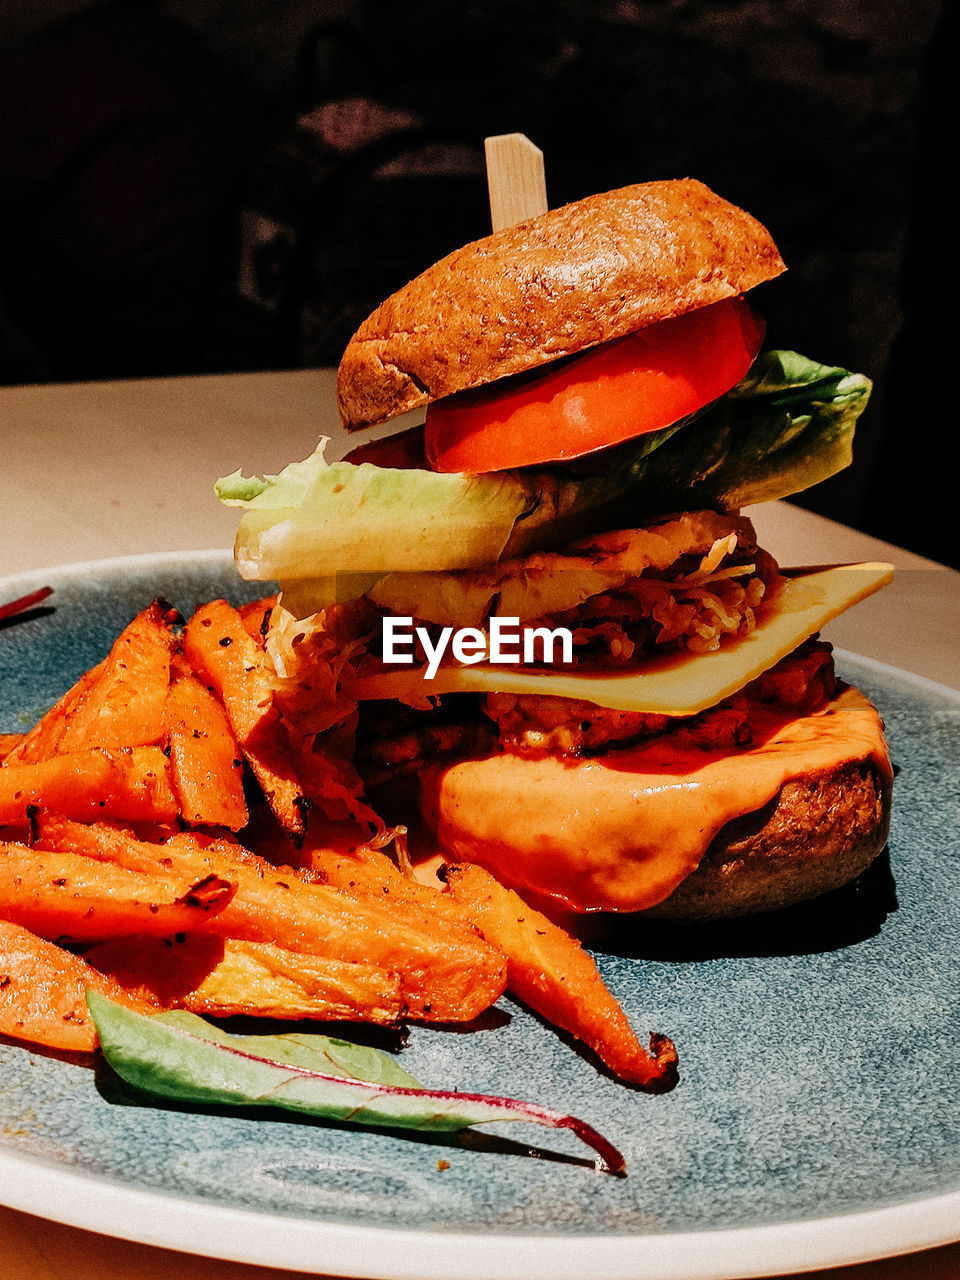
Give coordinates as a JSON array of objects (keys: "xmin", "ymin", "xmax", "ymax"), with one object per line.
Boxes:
[{"xmin": 1, "ymin": 552, "xmax": 958, "ymax": 1280}]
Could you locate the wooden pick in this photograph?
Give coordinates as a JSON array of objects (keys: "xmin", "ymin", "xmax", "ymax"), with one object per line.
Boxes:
[{"xmin": 484, "ymin": 133, "xmax": 548, "ymax": 232}]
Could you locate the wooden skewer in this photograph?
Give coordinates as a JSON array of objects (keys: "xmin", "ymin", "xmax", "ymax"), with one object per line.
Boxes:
[{"xmin": 484, "ymin": 133, "xmax": 548, "ymax": 232}]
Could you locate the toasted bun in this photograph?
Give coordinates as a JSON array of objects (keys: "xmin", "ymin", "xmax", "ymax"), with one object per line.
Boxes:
[
  {"xmin": 421, "ymin": 685, "xmax": 891, "ymax": 922},
  {"xmin": 337, "ymin": 178, "xmax": 786, "ymax": 428},
  {"xmin": 640, "ymin": 759, "xmax": 891, "ymax": 921},
  {"xmin": 428, "ymin": 759, "xmax": 891, "ymax": 924}
]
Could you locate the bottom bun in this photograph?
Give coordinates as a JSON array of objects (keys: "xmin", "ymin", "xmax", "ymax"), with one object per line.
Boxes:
[
  {"xmin": 421, "ymin": 684, "xmax": 893, "ymax": 920},
  {"xmin": 639, "ymin": 759, "xmax": 892, "ymax": 921}
]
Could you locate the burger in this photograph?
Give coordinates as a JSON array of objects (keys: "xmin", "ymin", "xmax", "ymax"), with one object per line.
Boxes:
[{"xmin": 217, "ymin": 178, "xmax": 893, "ymax": 923}]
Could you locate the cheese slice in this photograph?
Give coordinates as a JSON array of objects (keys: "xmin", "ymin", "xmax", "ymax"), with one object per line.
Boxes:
[{"xmin": 355, "ymin": 562, "xmax": 893, "ymax": 716}]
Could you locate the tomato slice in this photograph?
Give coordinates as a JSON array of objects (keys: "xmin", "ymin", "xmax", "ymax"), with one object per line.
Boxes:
[{"xmin": 424, "ymin": 296, "xmax": 765, "ymax": 474}]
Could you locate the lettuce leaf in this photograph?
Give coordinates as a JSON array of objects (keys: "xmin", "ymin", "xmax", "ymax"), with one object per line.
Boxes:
[
  {"xmin": 617, "ymin": 350, "xmax": 871, "ymax": 514},
  {"xmin": 217, "ymin": 351, "xmax": 870, "ymax": 581},
  {"xmin": 218, "ymin": 441, "xmax": 540, "ymax": 579},
  {"xmin": 87, "ymin": 992, "xmax": 625, "ymax": 1172}
]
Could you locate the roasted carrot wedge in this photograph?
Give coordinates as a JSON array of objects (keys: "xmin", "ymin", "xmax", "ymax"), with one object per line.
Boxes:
[
  {"xmin": 33, "ymin": 817, "xmax": 506, "ymax": 1022},
  {"xmin": 0, "ymin": 733, "xmax": 25, "ymax": 762},
  {"xmin": 0, "ymin": 918, "xmax": 157, "ymax": 1052},
  {"xmin": 183, "ymin": 600, "xmax": 306, "ymax": 836},
  {"xmin": 0, "ymin": 841, "xmax": 236, "ymax": 942},
  {"xmin": 86, "ymin": 934, "xmax": 404, "ymax": 1024},
  {"xmin": 0, "ymin": 747, "xmax": 178, "ymax": 826},
  {"xmin": 238, "ymin": 596, "xmax": 277, "ymax": 644},
  {"xmin": 444, "ymin": 862, "xmax": 678, "ymax": 1089},
  {"xmin": 2, "ymin": 659, "xmax": 107, "ymax": 766},
  {"xmin": 4, "ymin": 601, "xmax": 177, "ymax": 765},
  {"xmin": 164, "ymin": 655, "xmax": 248, "ymax": 830}
]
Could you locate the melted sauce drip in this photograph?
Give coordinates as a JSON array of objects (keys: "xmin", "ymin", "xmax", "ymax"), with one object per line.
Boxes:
[{"xmin": 427, "ymin": 687, "xmax": 891, "ymax": 913}]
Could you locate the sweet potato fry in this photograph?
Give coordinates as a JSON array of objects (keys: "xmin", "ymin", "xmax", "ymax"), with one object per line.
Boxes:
[
  {"xmin": 164, "ymin": 655, "xmax": 248, "ymax": 830},
  {"xmin": 293, "ymin": 738, "xmax": 381, "ymax": 834},
  {"xmin": 306, "ymin": 843, "xmax": 408, "ymax": 894},
  {"xmin": 183, "ymin": 600, "xmax": 274, "ymax": 743},
  {"xmin": 2, "ymin": 659, "xmax": 107, "ymax": 766},
  {"xmin": 4, "ymin": 601, "xmax": 177, "ymax": 765},
  {"xmin": 238, "ymin": 595, "xmax": 277, "ymax": 644},
  {"xmin": 32, "ymin": 810, "xmax": 248, "ymax": 871},
  {"xmin": 308, "ymin": 842, "xmax": 485, "ymax": 934},
  {"xmin": 33, "ymin": 817, "xmax": 506, "ymax": 1022},
  {"xmin": 85, "ymin": 934, "xmax": 404, "ymax": 1023},
  {"xmin": 0, "ymin": 747, "xmax": 178, "ymax": 826},
  {"xmin": 183, "ymin": 600, "xmax": 306, "ymax": 836},
  {"xmin": 225, "ymin": 732, "xmax": 306, "ymax": 837},
  {"xmin": 213, "ymin": 860, "xmax": 506, "ymax": 1024},
  {"xmin": 0, "ymin": 841, "xmax": 236, "ymax": 942},
  {"xmin": 0, "ymin": 918, "xmax": 157, "ymax": 1052},
  {"xmin": 444, "ymin": 863, "xmax": 678, "ymax": 1089},
  {"xmin": 0, "ymin": 734, "xmax": 24, "ymax": 762}
]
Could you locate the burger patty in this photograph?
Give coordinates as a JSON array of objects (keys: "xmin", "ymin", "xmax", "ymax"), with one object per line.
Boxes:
[
  {"xmin": 640, "ymin": 758, "xmax": 891, "ymax": 921},
  {"xmin": 533, "ymin": 549, "xmax": 778, "ymax": 667},
  {"xmin": 358, "ymin": 514, "xmax": 781, "ymax": 675},
  {"xmin": 485, "ymin": 639, "xmax": 837, "ymax": 756},
  {"xmin": 356, "ymin": 640, "xmax": 839, "ymax": 785},
  {"xmin": 356, "ymin": 715, "xmax": 496, "ymax": 790}
]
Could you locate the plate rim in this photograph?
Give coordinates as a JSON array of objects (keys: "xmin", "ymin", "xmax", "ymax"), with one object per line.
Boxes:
[
  {"xmin": 0, "ymin": 546, "xmax": 235, "ymax": 595},
  {"xmin": 1, "ymin": 1144, "xmax": 959, "ymax": 1280},
  {"xmin": 1, "ymin": 551, "xmax": 959, "ymax": 1280}
]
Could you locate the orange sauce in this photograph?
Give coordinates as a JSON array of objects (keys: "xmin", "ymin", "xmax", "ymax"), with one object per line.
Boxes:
[{"xmin": 425, "ymin": 687, "xmax": 891, "ymax": 913}]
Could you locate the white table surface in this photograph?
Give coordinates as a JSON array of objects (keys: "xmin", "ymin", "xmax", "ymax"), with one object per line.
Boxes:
[{"xmin": 1, "ymin": 369, "xmax": 959, "ymax": 1280}]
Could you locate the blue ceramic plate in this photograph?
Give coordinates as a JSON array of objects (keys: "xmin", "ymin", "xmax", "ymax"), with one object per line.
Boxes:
[{"xmin": 1, "ymin": 553, "xmax": 958, "ymax": 1280}]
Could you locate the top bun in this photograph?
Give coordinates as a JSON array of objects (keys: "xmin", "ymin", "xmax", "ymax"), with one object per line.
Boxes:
[{"xmin": 337, "ymin": 178, "xmax": 786, "ymax": 429}]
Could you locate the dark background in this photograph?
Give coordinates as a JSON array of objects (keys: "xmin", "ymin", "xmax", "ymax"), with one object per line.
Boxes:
[{"xmin": 0, "ymin": 1, "xmax": 955, "ymax": 565}]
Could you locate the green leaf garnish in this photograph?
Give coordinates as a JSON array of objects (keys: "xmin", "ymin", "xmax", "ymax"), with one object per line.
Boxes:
[{"xmin": 87, "ymin": 992, "xmax": 625, "ymax": 1173}]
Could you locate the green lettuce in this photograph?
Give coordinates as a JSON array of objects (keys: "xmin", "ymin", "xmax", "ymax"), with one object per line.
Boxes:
[
  {"xmin": 217, "ymin": 438, "xmax": 541, "ymax": 578},
  {"xmin": 217, "ymin": 352, "xmax": 870, "ymax": 581},
  {"xmin": 87, "ymin": 992, "xmax": 625, "ymax": 1172},
  {"xmin": 618, "ymin": 350, "xmax": 871, "ymax": 513}
]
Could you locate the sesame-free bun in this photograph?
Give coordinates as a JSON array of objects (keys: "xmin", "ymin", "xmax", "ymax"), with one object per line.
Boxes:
[
  {"xmin": 426, "ymin": 757, "xmax": 891, "ymax": 924},
  {"xmin": 640, "ymin": 759, "xmax": 892, "ymax": 921},
  {"xmin": 337, "ymin": 178, "xmax": 786, "ymax": 428},
  {"xmin": 420, "ymin": 686, "xmax": 892, "ymax": 922}
]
